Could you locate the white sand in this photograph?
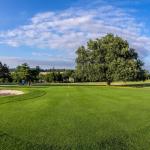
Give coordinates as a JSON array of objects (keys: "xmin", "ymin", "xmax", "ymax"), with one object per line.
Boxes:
[{"xmin": 0, "ymin": 90, "xmax": 24, "ymax": 96}]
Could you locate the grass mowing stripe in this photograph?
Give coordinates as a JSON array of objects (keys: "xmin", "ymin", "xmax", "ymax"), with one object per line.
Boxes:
[
  {"xmin": 0, "ymin": 130, "xmax": 131, "ymax": 150},
  {"xmin": 0, "ymin": 86, "xmax": 150, "ymax": 149}
]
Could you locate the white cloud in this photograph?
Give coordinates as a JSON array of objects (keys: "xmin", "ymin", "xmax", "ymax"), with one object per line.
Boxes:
[
  {"xmin": 0, "ymin": 56, "xmax": 74, "ymax": 69},
  {"xmin": 0, "ymin": 2, "xmax": 150, "ymax": 68}
]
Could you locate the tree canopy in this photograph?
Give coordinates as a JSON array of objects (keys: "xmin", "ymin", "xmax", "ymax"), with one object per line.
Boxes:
[
  {"xmin": 0, "ymin": 62, "xmax": 12, "ymax": 83},
  {"xmin": 75, "ymin": 34, "xmax": 146, "ymax": 85},
  {"xmin": 12, "ymin": 63, "xmax": 40, "ymax": 85}
]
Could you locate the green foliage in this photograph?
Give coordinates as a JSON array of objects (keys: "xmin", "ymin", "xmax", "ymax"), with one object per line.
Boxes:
[
  {"xmin": 62, "ymin": 70, "xmax": 75, "ymax": 82},
  {"xmin": 54, "ymin": 72, "xmax": 63, "ymax": 82},
  {"xmin": 39, "ymin": 70, "xmax": 75, "ymax": 83},
  {"xmin": 0, "ymin": 62, "xmax": 12, "ymax": 83},
  {"xmin": 44, "ymin": 72, "xmax": 56, "ymax": 82},
  {"xmin": 12, "ymin": 63, "xmax": 30, "ymax": 83},
  {"xmin": 76, "ymin": 34, "xmax": 146, "ymax": 84},
  {"xmin": 12, "ymin": 63, "xmax": 40, "ymax": 84},
  {"xmin": 29, "ymin": 66, "xmax": 41, "ymax": 82}
]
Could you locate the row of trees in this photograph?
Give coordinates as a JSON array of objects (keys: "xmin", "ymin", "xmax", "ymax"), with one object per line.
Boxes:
[
  {"xmin": 12, "ymin": 64, "xmax": 40, "ymax": 85},
  {"xmin": 75, "ymin": 34, "xmax": 148, "ymax": 85},
  {"xmin": 0, "ymin": 34, "xmax": 149, "ymax": 85},
  {"xmin": 39, "ymin": 70, "xmax": 74, "ymax": 83},
  {"xmin": 0, "ymin": 63, "xmax": 75, "ymax": 84}
]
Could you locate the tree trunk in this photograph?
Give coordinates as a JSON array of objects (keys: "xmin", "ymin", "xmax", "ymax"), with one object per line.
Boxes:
[
  {"xmin": 28, "ymin": 80, "xmax": 31, "ymax": 86},
  {"xmin": 107, "ymin": 81, "xmax": 111, "ymax": 86}
]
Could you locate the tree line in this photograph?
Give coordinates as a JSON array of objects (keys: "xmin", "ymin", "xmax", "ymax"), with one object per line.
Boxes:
[
  {"xmin": 0, "ymin": 63, "xmax": 75, "ymax": 84},
  {"xmin": 0, "ymin": 34, "xmax": 150, "ymax": 85}
]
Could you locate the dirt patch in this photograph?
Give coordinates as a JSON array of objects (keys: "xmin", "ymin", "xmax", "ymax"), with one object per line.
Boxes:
[{"xmin": 0, "ymin": 90, "xmax": 24, "ymax": 96}]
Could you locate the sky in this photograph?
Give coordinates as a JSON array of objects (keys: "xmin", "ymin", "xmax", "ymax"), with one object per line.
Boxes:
[{"xmin": 0, "ymin": 0, "xmax": 150, "ymax": 69}]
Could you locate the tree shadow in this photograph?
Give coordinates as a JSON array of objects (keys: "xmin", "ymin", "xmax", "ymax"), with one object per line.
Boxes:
[{"xmin": 114, "ymin": 83, "xmax": 150, "ymax": 88}]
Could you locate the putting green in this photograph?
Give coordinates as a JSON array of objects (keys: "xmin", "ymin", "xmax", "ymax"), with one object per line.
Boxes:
[{"xmin": 0, "ymin": 86, "xmax": 150, "ymax": 150}]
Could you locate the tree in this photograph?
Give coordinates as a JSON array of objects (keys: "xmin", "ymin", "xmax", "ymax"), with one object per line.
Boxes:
[
  {"xmin": 62, "ymin": 70, "xmax": 74, "ymax": 82},
  {"xmin": 0, "ymin": 62, "xmax": 12, "ymax": 83},
  {"xmin": 75, "ymin": 34, "xmax": 146, "ymax": 85},
  {"xmin": 45, "ymin": 72, "xmax": 55, "ymax": 82},
  {"xmin": 146, "ymin": 70, "xmax": 150, "ymax": 80},
  {"xmin": 55, "ymin": 71, "xmax": 63, "ymax": 82},
  {"xmin": 13, "ymin": 63, "xmax": 30, "ymax": 84},
  {"xmin": 13, "ymin": 64, "xmax": 41, "ymax": 85},
  {"xmin": 29, "ymin": 66, "xmax": 41, "ymax": 83},
  {"xmin": 76, "ymin": 46, "xmax": 89, "ymax": 82}
]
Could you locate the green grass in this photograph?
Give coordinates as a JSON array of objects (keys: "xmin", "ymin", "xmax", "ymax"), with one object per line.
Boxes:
[{"xmin": 0, "ymin": 86, "xmax": 150, "ymax": 149}]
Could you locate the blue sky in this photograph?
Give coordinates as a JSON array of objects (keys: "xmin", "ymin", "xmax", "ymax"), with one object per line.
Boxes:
[{"xmin": 0, "ymin": 0, "xmax": 150, "ymax": 69}]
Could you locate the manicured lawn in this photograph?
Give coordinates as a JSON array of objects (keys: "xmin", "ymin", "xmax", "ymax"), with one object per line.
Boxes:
[{"xmin": 0, "ymin": 86, "xmax": 150, "ymax": 149}]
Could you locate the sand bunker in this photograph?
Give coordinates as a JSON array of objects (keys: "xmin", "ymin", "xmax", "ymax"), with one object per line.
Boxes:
[{"xmin": 0, "ymin": 90, "xmax": 24, "ymax": 96}]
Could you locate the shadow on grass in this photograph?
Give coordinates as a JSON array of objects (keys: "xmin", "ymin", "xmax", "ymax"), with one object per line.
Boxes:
[
  {"xmin": 32, "ymin": 82, "xmax": 150, "ymax": 88},
  {"xmin": 115, "ymin": 83, "xmax": 150, "ymax": 88}
]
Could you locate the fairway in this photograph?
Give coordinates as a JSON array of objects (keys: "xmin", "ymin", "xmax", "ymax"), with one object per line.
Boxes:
[{"xmin": 0, "ymin": 86, "xmax": 150, "ymax": 150}]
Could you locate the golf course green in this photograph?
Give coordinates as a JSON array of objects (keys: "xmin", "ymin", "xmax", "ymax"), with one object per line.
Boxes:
[{"xmin": 0, "ymin": 86, "xmax": 150, "ymax": 150}]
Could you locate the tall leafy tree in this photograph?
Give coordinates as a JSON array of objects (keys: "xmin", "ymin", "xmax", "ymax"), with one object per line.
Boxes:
[
  {"xmin": 0, "ymin": 62, "xmax": 12, "ymax": 83},
  {"xmin": 55, "ymin": 71, "xmax": 63, "ymax": 82},
  {"xmin": 76, "ymin": 34, "xmax": 146, "ymax": 85},
  {"xmin": 29, "ymin": 66, "xmax": 41, "ymax": 83},
  {"xmin": 13, "ymin": 63, "xmax": 31, "ymax": 84},
  {"xmin": 76, "ymin": 46, "xmax": 89, "ymax": 81}
]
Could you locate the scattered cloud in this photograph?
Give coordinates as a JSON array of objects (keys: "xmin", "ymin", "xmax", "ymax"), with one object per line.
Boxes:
[
  {"xmin": 0, "ymin": 56, "xmax": 74, "ymax": 69},
  {"xmin": 0, "ymin": 1, "xmax": 150, "ymax": 68}
]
